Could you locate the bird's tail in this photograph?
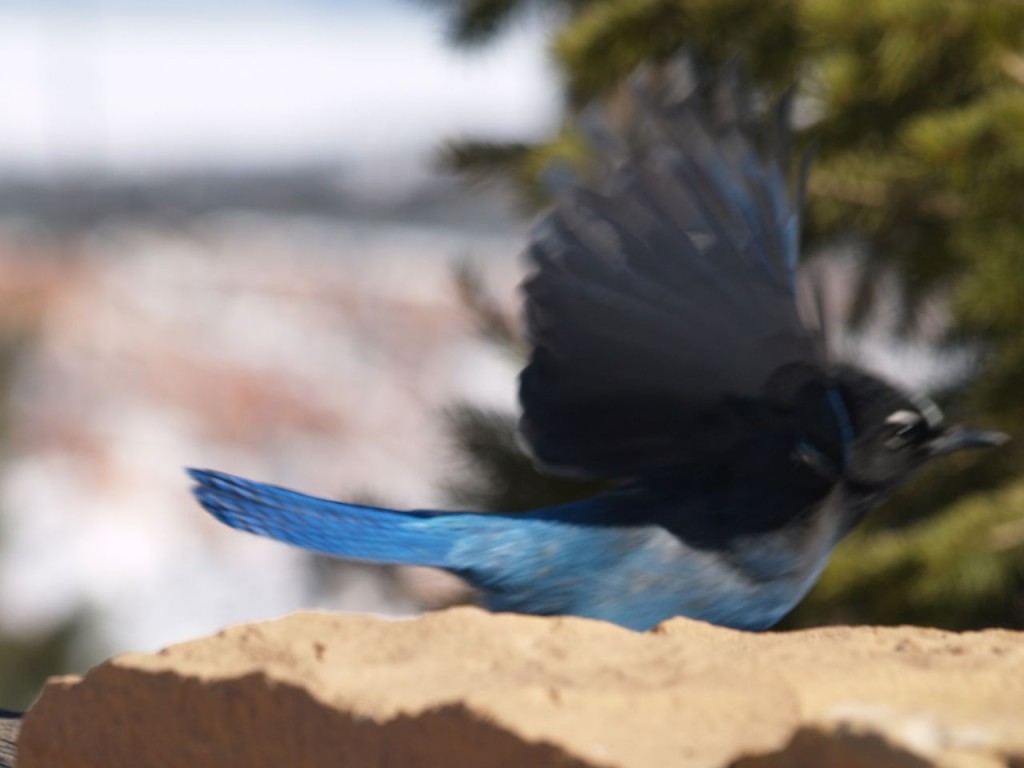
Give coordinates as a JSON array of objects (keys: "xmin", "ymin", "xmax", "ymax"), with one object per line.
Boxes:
[{"xmin": 188, "ymin": 468, "xmax": 461, "ymax": 568}]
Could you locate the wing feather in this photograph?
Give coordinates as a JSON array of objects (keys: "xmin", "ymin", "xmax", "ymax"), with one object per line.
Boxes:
[{"xmin": 519, "ymin": 62, "xmax": 847, "ymax": 484}]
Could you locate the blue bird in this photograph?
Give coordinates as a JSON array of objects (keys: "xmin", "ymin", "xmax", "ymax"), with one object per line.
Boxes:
[{"xmin": 189, "ymin": 64, "xmax": 1007, "ymax": 631}]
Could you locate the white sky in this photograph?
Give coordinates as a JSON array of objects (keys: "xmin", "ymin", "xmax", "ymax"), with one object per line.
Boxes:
[{"xmin": 0, "ymin": 4, "xmax": 561, "ymax": 176}]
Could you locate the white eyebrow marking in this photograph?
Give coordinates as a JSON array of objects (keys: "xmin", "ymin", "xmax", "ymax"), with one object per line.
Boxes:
[{"xmin": 885, "ymin": 410, "xmax": 921, "ymax": 427}]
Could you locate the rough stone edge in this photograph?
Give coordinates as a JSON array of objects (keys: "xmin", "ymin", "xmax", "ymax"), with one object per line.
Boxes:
[
  {"xmin": 0, "ymin": 710, "xmax": 21, "ymax": 768},
  {"xmin": 730, "ymin": 722, "xmax": 1024, "ymax": 768},
  {"xmin": 730, "ymin": 725, "xmax": 935, "ymax": 768},
  {"xmin": 19, "ymin": 663, "xmax": 606, "ymax": 768}
]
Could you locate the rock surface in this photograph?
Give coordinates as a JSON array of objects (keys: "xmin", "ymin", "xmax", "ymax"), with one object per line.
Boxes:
[
  {"xmin": 17, "ymin": 607, "xmax": 1024, "ymax": 768},
  {"xmin": 0, "ymin": 712, "xmax": 18, "ymax": 768}
]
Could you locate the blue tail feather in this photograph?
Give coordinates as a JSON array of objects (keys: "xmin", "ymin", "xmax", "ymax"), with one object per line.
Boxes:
[{"xmin": 188, "ymin": 469, "xmax": 459, "ymax": 568}]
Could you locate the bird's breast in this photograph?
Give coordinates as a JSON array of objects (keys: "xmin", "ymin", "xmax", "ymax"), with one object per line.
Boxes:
[
  {"xmin": 702, "ymin": 496, "xmax": 845, "ymax": 628},
  {"xmin": 613, "ymin": 495, "xmax": 846, "ymax": 630}
]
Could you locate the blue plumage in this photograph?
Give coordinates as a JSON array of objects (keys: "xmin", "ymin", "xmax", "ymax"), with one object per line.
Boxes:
[
  {"xmin": 189, "ymin": 469, "xmax": 459, "ymax": 568},
  {"xmin": 188, "ymin": 61, "xmax": 1005, "ymax": 631},
  {"xmin": 189, "ymin": 469, "xmax": 837, "ymax": 630}
]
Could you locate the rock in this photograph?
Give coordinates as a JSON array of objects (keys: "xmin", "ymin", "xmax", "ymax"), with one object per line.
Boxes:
[
  {"xmin": 0, "ymin": 711, "xmax": 19, "ymax": 768},
  {"xmin": 17, "ymin": 607, "xmax": 1024, "ymax": 768}
]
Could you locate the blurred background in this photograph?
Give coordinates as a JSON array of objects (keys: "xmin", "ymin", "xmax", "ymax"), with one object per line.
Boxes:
[{"xmin": 2, "ymin": 0, "xmax": 1024, "ymax": 709}]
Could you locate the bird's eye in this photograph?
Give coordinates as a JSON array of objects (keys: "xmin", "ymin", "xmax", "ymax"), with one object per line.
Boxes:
[
  {"xmin": 884, "ymin": 417, "xmax": 923, "ymax": 451},
  {"xmin": 882, "ymin": 410, "xmax": 927, "ymax": 451}
]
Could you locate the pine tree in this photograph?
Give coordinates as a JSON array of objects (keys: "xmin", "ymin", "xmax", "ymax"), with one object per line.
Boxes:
[{"xmin": 431, "ymin": 0, "xmax": 1024, "ymax": 628}]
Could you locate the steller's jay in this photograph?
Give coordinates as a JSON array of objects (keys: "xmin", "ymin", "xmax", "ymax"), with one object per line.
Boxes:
[{"xmin": 189, "ymin": 64, "xmax": 1007, "ymax": 631}]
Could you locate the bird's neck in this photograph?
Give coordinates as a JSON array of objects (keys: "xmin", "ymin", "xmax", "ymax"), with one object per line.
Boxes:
[{"xmin": 831, "ymin": 479, "xmax": 890, "ymax": 535}]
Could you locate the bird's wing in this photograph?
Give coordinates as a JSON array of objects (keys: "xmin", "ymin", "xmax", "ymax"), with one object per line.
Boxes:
[{"xmin": 520, "ymin": 64, "xmax": 851, "ymax": 482}]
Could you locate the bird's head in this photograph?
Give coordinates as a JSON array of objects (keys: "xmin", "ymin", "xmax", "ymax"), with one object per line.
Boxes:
[{"xmin": 835, "ymin": 367, "xmax": 1008, "ymax": 494}]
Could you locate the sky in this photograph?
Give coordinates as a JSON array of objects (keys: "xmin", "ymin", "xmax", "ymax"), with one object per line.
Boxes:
[{"xmin": 0, "ymin": 1, "xmax": 561, "ymax": 176}]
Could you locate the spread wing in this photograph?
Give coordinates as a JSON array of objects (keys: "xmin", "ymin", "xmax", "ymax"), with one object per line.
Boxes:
[{"xmin": 519, "ymin": 64, "xmax": 850, "ymax": 484}]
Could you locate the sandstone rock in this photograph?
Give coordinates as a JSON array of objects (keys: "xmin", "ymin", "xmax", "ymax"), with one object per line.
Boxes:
[{"xmin": 18, "ymin": 607, "xmax": 1024, "ymax": 768}]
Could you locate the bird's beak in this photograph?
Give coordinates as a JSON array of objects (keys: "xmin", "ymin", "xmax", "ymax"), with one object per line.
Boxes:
[{"xmin": 927, "ymin": 426, "xmax": 1010, "ymax": 458}]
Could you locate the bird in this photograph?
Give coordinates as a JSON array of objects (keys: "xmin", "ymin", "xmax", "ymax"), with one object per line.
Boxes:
[{"xmin": 189, "ymin": 62, "xmax": 1007, "ymax": 632}]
